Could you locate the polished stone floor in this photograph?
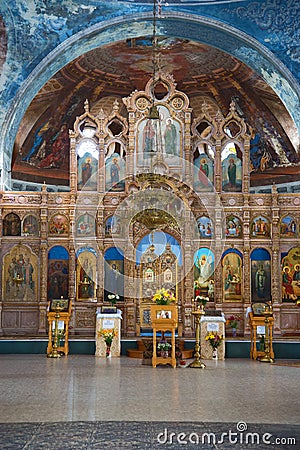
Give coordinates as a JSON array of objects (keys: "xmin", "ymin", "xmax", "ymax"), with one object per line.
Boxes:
[{"xmin": 0, "ymin": 355, "xmax": 299, "ymax": 449}]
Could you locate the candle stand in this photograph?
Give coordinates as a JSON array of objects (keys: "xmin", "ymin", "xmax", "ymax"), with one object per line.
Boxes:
[
  {"xmin": 260, "ymin": 303, "xmax": 275, "ymax": 364},
  {"xmin": 189, "ymin": 305, "xmax": 206, "ymax": 369}
]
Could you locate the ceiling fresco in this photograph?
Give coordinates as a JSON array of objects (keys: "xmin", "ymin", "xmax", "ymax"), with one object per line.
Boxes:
[{"xmin": 13, "ymin": 38, "xmax": 300, "ymax": 188}]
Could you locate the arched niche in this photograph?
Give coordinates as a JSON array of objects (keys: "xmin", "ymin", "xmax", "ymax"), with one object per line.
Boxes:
[
  {"xmin": 196, "ymin": 215, "xmax": 213, "ymax": 239},
  {"xmin": 104, "ymin": 247, "xmax": 124, "ymax": 302},
  {"xmin": 76, "ymin": 247, "xmax": 97, "ymax": 300},
  {"xmin": 194, "ymin": 248, "xmax": 215, "ymax": 300},
  {"xmin": 250, "ymin": 215, "xmax": 271, "ymax": 238},
  {"xmin": 47, "ymin": 246, "xmax": 69, "ymax": 300},
  {"xmin": 250, "ymin": 248, "xmax": 271, "ymax": 302},
  {"xmin": 280, "ymin": 214, "xmax": 297, "ymax": 238},
  {"xmin": 22, "ymin": 214, "xmax": 39, "ymax": 237},
  {"xmin": 3, "ymin": 213, "xmax": 21, "ymax": 236},
  {"xmin": 221, "ymin": 141, "xmax": 243, "ymax": 192},
  {"xmin": 104, "ymin": 215, "xmax": 121, "ymax": 237},
  {"xmin": 222, "ymin": 249, "xmax": 243, "ymax": 302},
  {"xmin": 193, "ymin": 141, "xmax": 215, "ymax": 192},
  {"xmin": 225, "ymin": 215, "xmax": 242, "ymax": 238}
]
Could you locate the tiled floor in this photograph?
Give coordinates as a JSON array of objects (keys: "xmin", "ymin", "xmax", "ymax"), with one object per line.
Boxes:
[{"xmin": 0, "ymin": 355, "xmax": 299, "ymax": 449}]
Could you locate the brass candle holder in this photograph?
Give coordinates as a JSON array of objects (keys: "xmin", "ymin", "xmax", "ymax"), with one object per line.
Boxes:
[
  {"xmin": 189, "ymin": 302, "xmax": 206, "ymax": 369},
  {"xmin": 47, "ymin": 304, "xmax": 64, "ymax": 358},
  {"xmin": 260, "ymin": 303, "xmax": 274, "ymax": 364}
]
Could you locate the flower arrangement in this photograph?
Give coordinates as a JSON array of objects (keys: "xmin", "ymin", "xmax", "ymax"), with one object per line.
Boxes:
[
  {"xmin": 195, "ymin": 295, "xmax": 209, "ymax": 307},
  {"xmin": 152, "ymin": 288, "xmax": 176, "ymax": 305},
  {"xmin": 205, "ymin": 332, "xmax": 224, "ymax": 350},
  {"xmin": 107, "ymin": 293, "xmax": 119, "ymax": 306},
  {"xmin": 98, "ymin": 328, "xmax": 118, "ymax": 346},
  {"xmin": 157, "ymin": 341, "xmax": 172, "ymax": 351},
  {"xmin": 226, "ymin": 315, "xmax": 241, "ymax": 329}
]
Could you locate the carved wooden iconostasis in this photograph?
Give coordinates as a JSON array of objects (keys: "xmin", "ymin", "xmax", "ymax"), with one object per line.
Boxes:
[{"xmin": 0, "ymin": 72, "xmax": 300, "ymax": 338}]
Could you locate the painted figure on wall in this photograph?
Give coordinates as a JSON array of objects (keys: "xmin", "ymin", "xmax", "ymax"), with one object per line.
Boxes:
[
  {"xmin": 226, "ymin": 216, "xmax": 242, "ymax": 237},
  {"xmin": 138, "ymin": 106, "xmax": 181, "ymax": 166},
  {"xmin": 48, "ymin": 262, "xmax": 69, "ymax": 300},
  {"xmin": 222, "ymin": 251, "xmax": 242, "ymax": 302},
  {"xmin": 3, "ymin": 213, "xmax": 21, "ymax": 236},
  {"xmin": 281, "ymin": 247, "xmax": 300, "ymax": 302},
  {"xmin": 104, "ymin": 257, "xmax": 124, "ymax": 301},
  {"xmin": 164, "ymin": 118, "xmax": 177, "ymax": 156},
  {"xmin": 105, "ymin": 215, "xmax": 121, "ymax": 237},
  {"xmin": 23, "ymin": 215, "xmax": 39, "ymax": 236},
  {"xmin": 49, "ymin": 214, "xmax": 69, "ymax": 235},
  {"xmin": 251, "ymin": 216, "xmax": 270, "ymax": 237},
  {"xmin": 77, "ymin": 251, "xmax": 96, "ymax": 300},
  {"xmin": 38, "ymin": 124, "xmax": 69, "ymax": 169},
  {"xmin": 76, "ymin": 213, "xmax": 95, "ymax": 237},
  {"xmin": 193, "ymin": 144, "xmax": 214, "ymax": 191},
  {"xmin": 194, "ymin": 248, "xmax": 214, "ymax": 299},
  {"xmin": 4, "ymin": 246, "xmax": 37, "ymax": 301},
  {"xmin": 105, "ymin": 153, "xmax": 125, "ymax": 192},
  {"xmin": 251, "ymin": 257, "xmax": 271, "ymax": 302},
  {"xmin": 77, "ymin": 153, "xmax": 98, "ymax": 191},
  {"xmin": 143, "ymin": 119, "xmax": 156, "ymax": 155},
  {"xmin": 280, "ymin": 215, "xmax": 297, "ymax": 237},
  {"xmin": 196, "ymin": 216, "xmax": 213, "ymax": 238},
  {"xmin": 222, "ymin": 145, "xmax": 242, "ymax": 192}
]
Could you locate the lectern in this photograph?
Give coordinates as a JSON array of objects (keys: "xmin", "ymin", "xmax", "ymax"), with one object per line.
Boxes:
[
  {"xmin": 249, "ymin": 302, "xmax": 274, "ymax": 360},
  {"xmin": 47, "ymin": 298, "xmax": 71, "ymax": 356},
  {"xmin": 151, "ymin": 304, "xmax": 178, "ymax": 368}
]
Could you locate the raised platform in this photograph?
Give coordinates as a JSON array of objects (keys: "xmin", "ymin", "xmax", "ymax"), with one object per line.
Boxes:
[{"xmin": 0, "ymin": 337, "xmax": 300, "ymax": 359}]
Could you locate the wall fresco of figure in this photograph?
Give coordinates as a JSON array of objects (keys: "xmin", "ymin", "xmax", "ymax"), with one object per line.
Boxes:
[
  {"xmin": 22, "ymin": 215, "xmax": 39, "ymax": 236},
  {"xmin": 281, "ymin": 246, "xmax": 300, "ymax": 302},
  {"xmin": 76, "ymin": 249, "xmax": 97, "ymax": 300},
  {"xmin": 250, "ymin": 249, "xmax": 271, "ymax": 302},
  {"xmin": 76, "ymin": 213, "xmax": 95, "ymax": 237},
  {"xmin": 47, "ymin": 246, "xmax": 69, "ymax": 300},
  {"xmin": 222, "ymin": 144, "xmax": 242, "ymax": 191},
  {"xmin": 105, "ymin": 215, "xmax": 121, "ymax": 237},
  {"xmin": 77, "ymin": 153, "xmax": 98, "ymax": 191},
  {"xmin": 4, "ymin": 245, "xmax": 38, "ymax": 302},
  {"xmin": 250, "ymin": 216, "xmax": 270, "ymax": 238},
  {"xmin": 49, "ymin": 214, "xmax": 69, "ymax": 235},
  {"xmin": 196, "ymin": 216, "xmax": 213, "ymax": 238},
  {"xmin": 105, "ymin": 152, "xmax": 125, "ymax": 192},
  {"xmin": 193, "ymin": 144, "xmax": 214, "ymax": 191},
  {"xmin": 280, "ymin": 215, "xmax": 297, "ymax": 237},
  {"xmin": 225, "ymin": 215, "xmax": 242, "ymax": 237},
  {"xmin": 104, "ymin": 247, "xmax": 124, "ymax": 301},
  {"xmin": 222, "ymin": 250, "xmax": 242, "ymax": 302},
  {"xmin": 3, "ymin": 213, "xmax": 21, "ymax": 236},
  {"xmin": 194, "ymin": 248, "xmax": 214, "ymax": 300},
  {"xmin": 137, "ymin": 106, "xmax": 181, "ymax": 167}
]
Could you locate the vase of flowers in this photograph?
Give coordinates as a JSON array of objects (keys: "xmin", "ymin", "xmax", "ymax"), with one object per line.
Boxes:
[
  {"xmin": 157, "ymin": 341, "xmax": 172, "ymax": 358},
  {"xmin": 195, "ymin": 295, "xmax": 209, "ymax": 310},
  {"xmin": 107, "ymin": 293, "xmax": 119, "ymax": 307},
  {"xmin": 205, "ymin": 332, "xmax": 224, "ymax": 359},
  {"xmin": 152, "ymin": 288, "xmax": 176, "ymax": 305},
  {"xmin": 98, "ymin": 328, "xmax": 118, "ymax": 357},
  {"xmin": 226, "ymin": 315, "xmax": 241, "ymax": 336}
]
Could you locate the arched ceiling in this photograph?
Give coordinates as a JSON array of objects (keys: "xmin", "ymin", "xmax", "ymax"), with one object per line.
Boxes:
[{"xmin": 13, "ymin": 37, "xmax": 300, "ymax": 188}]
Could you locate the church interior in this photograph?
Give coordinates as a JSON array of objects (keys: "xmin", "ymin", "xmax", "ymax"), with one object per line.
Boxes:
[{"xmin": 0, "ymin": 0, "xmax": 300, "ymax": 447}]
